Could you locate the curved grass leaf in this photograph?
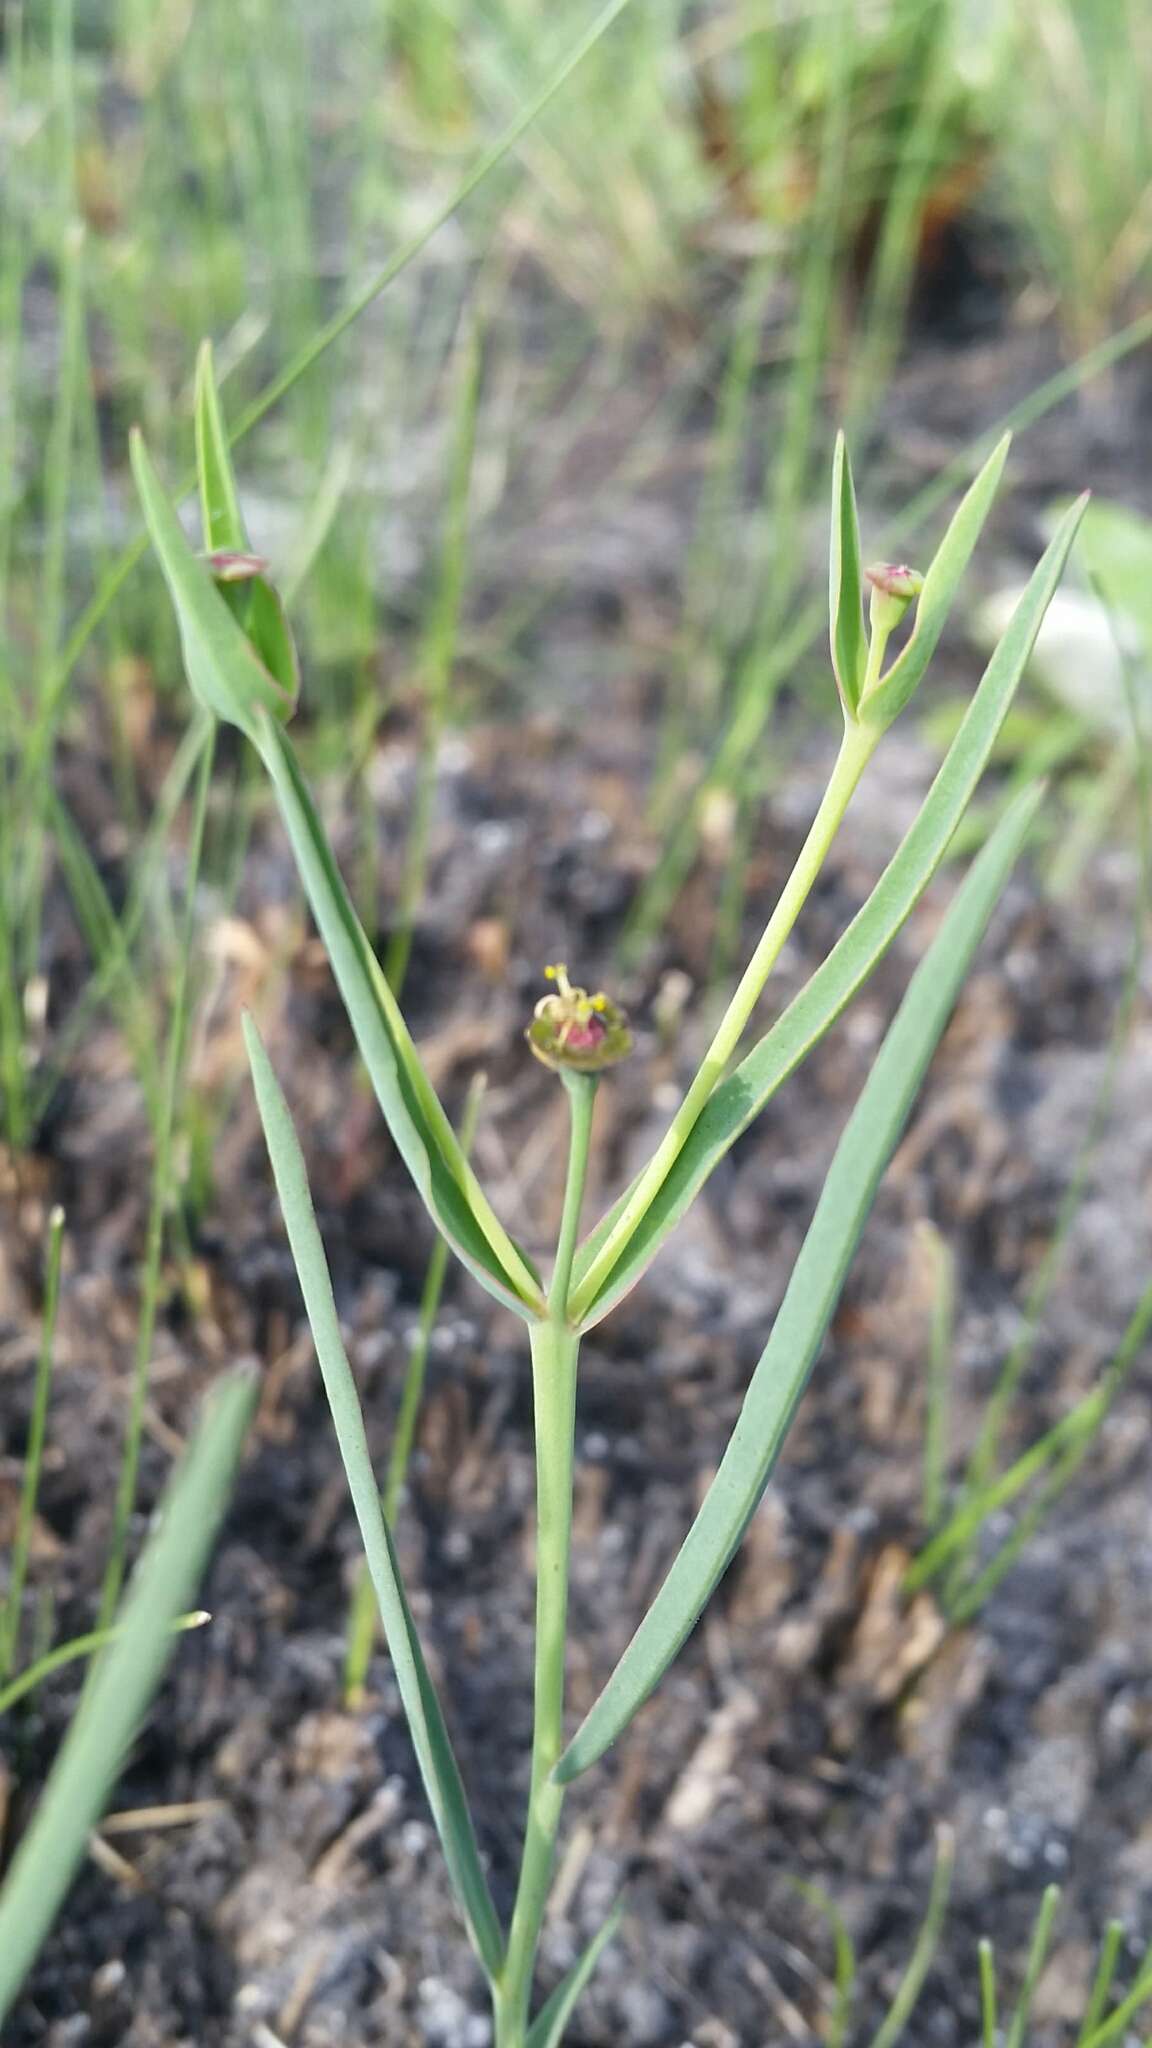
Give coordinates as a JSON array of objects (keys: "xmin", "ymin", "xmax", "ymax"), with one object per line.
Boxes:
[
  {"xmin": 254, "ymin": 719, "xmax": 543, "ymax": 1319},
  {"xmin": 830, "ymin": 432, "xmax": 866, "ymax": 716},
  {"xmin": 0, "ymin": 1367, "xmax": 255, "ymax": 2024},
  {"xmin": 131, "ymin": 429, "xmax": 294, "ymax": 738},
  {"xmin": 570, "ymin": 494, "xmax": 1086, "ymax": 1328},
  {"xmin": 862, "ymin": 434, "xmax": 1010, "ymax": 731},
  {"xmin": 556, "ymin": 782, "xmax": 1044, "ymax": 1781},
  {"xmin": 244, "ymin": 1015, "xmax": 505, "ymax": 1979},
  {"xmin": 525, "ymin": 1899, "xmax": 624, "ymax": 2048}
]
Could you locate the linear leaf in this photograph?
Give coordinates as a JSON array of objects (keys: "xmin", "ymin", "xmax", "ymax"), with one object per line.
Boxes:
[
  {"xmin": 244, "ymin": 1015, "xmax": 505, "ymax": 1979},
  {"xmin": 0, "ymin": 1368, "xmax": 254, "ymax": 2024},
  {"xmin": 556, "ymin": 783, "xmax": 1044, "ymax": 1781},
  {"xmin": 525, "ymin": 1899, "xmax": 624, "ymax": 2048},
  {"xmin": 131, "ymin": 429, "xmax": 294, "ymax": 738},
  {"xmin": 571, "ymin": 494, "xmax": 1086, "ymax": 1327},
  {"xmin": 254, "ymin": 718, "xmax": 543, "ymax": 1320},
  {"xmin": 862, "ymin": 433, "xmax": 1010, "ymax": 730},
  {"xmin": 194, "ymin": 340, "xmax": 246, "ymax": 554},
  {"xmin": 829, "ymin": 432, "xmax": 866, "ymax": 716}
]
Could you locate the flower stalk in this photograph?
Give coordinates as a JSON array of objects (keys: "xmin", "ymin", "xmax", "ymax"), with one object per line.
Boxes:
[{"xmin": 495, "ymin": 1071, "xmax": 596, "ymax": 2046}]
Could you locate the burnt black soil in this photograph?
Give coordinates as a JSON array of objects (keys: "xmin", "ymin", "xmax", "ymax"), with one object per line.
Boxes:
[{"xmin": 4, "ymin": 311, "xmax": 1152, "ymax": 2048}]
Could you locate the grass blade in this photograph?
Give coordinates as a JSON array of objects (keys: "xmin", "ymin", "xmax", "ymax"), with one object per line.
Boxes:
[
  {"xmin": 1077, "ymin": 1922, "xmax": 1127, "ymax": 2045},
  {"xmin": 0, "ymin": 1614, "xmax": 208, "ymax": 1720},
  {"xmin": 863, "ymin": 435, "xmax": 1011, "ymax": 730},
  {"xmin": 830, "ymin": 431, "xmax": 866, "ymax": 716},
  {"xmin": 556, "ymin": 783, "xmax": 1044, "ymax": 1782},
  {"xmin": 525, "ymin": 1899, "xmax": 624, "ymax": 2048},
  {"xmin": 0, "ymin": 1366, "xmax": 254, "ymax": 2025},
  {"xmin": 789, "ymin": 1876, "xmax": 857, "ymax": 2048},
  {"xmin": 1005, "ymin": 1885, "xmax": 1062, "ymax": 2048},
  {"xmin": 243, "ymin": 1014, "xmax": 505, "ymax": 1979},
  {"xmin": 866, "ymin": 1828, "xmax": 955, "ymax": 2048},
  {"xmin": 572, "ymin": 494, "xmax": 1087, "ymax": 1328},
  {"xmin": 979, "ymin": 1939, "xmax": 998, "ymax": 2048}
]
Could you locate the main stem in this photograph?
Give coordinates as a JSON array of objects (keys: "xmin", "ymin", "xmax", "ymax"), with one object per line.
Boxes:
[
  {"xmin": 494, "ymin": 1073, "xmax": 596, "ymax": 2047},
  {"xmin": 571, "ymin": 718, "xmax": 878, "ymax": 1321}
]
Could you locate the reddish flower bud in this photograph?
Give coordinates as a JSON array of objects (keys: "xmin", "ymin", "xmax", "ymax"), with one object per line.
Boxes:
[
  {"xmin": 865, "ymin": 562, "xmax": 924, "ymax": 602},
  {"xmin": 204, "ymin": 549, "xmax": 269, "ymax": 583}
]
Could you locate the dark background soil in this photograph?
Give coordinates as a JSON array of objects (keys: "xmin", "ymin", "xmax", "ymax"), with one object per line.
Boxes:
[{"xmin": 4, "ymin": 285, "xmax": 1152, "ymax": 2047}]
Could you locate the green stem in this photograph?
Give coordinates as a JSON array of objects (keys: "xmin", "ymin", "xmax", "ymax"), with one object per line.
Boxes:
[
  {"xmin": 494, "ymin": 1074, "xmax": 596, "ymax": 2047},
  {"xmin": 571, "ymin": 719, "xmax": 878, "ymax": 1321}
]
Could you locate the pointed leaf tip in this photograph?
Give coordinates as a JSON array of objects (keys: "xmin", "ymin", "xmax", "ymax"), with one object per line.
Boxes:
[
  {"xmin": 194, "ymin": 340, "xmax": 248, "ymax": 556},
  {"xmin": 830, "ymin": 431, "xmax": 867, "ymax": 719}
]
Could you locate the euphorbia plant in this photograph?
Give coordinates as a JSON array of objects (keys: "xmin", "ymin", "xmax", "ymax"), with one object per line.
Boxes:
[{"xmin": 133, "ymin": 344, "xmax": 1086, "ymax": 2045}]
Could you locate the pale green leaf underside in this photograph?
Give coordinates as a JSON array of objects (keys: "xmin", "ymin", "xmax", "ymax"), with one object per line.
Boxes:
[
  {"xmin": 570, "ymin": 493, "xmax": 1086, "ymax": 1327},
  {"xmin": 0, "ymin": 1369, "xmax": 255, "ymax": 2023},
  {"xmin": 557, "ymin": 781, "xmax": 1043, "ymax": 1783},
  {"xmin": 830, "ymin": 431, "xmax": 866, "ymax": 715},
  {"xmin": 254, "ymin": 719, "xmax": 543, "ymax": 1319},
  {"xmin": 525, "ymin": 1899, "xmax": 625, "ymax": 2048},
  {"xmin": 244, "ymin": 1016, "xmax": 505, "ymax": 1978}
]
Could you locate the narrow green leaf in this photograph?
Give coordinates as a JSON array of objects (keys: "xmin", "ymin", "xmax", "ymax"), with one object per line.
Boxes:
[
  {"xmin": 556, "ymin": 783, "xmax": 1044, "ymax": 1782},
  {"xmin": 0, "ymin": 1368, "xmax": 254, "ymax": 2025},
  {"xmin": 0, "ymin": 1614, "xmax": 207, "ymax": 1719},
  {"xmin": 862, "ymin": 433, "xmax": 1011, "ymax": 730},
  {"xmin": 572, "ymin": 494, "xmax": 1086, "ymax": 1327},
  {"xmin": 243, "ymin": 1015, "xmax": 505, "ymax": 1979},
  {"xmin": 255, "ymin": 718, "xmax": 544, "ymax": 1320},
  {"xmin": 829, "ymin": 431, "xmax": 866, "ymax": 716},
  {"xmin": 1077, "ymin": 1923, "xmax": 1127, "ymax": 2046},
  {"xmin": 130, "ymin": 428, "xmax": 294, "ymax": 738},
  {"xmin": 194, "ymin": 340, "xmax": 246, "ymax": 554},
  {"xmin": 525, "ymin": 1899, "xmax": 624, "ymax": 2048},
  {"xmin": 788, "ymin": 1877, "xmax": 857, "ymax": 2048},
  {"xmin": 867, "ymin": 1829, "xmax": 955, "ymax": 2048},
  {"xmin": 1005, "ymin": 1885, "xmax": 1062, "ymax": 2048}
]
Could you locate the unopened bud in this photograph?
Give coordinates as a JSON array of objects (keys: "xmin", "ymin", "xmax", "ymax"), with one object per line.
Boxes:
[
  {"xmin": 204, "ymin": 549, "xmax": 269, "ymax": 584},
  {"xmin": 865, "ymin": 561, "xmax": 924, "ymax": 639},
  {"xmin": 526, "ymin": 964, "xmax": 632, "ymax": 1075}
]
